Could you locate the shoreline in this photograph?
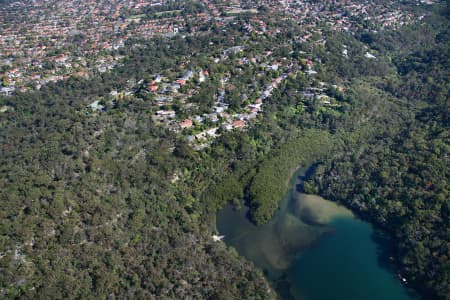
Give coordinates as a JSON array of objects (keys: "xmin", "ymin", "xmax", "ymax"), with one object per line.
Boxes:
[{"xmin": 216, "ymin": 164, "xmax": 415, "ymax": 299}]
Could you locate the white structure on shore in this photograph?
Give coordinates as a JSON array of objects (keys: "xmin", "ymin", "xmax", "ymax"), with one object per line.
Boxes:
[{"xmin": 212, "ymin": 235, "xmax": 225, "ymax": 242}]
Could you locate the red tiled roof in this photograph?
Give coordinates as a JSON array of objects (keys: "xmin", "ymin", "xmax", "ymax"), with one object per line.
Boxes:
[
  {"xmin": 180, "ymin": 119, "xmax": 193, "ymax": 128},
  {"xmin": 232, "ymin": 120, "xmax": 245, "ymax": 128}
]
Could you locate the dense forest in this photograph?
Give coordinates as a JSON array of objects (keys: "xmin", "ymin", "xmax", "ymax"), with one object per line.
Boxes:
[
  {"xmin": 0, "ymin": 1, "xmax": 448, "ymax": 300},
  {"xmin": 0, "ymin": 33, "xmax": 276, "ymax": 299},
  {"xmin": 306, "ymin": 14, "xmax": 450, "ymax": 299},
  {"xmin": 247, "ymin": 129, "xmax": 332, "ymax": 224},
  {"xmin": 205, "ymin": 4, "xmax": 449, "ymax": 299}
]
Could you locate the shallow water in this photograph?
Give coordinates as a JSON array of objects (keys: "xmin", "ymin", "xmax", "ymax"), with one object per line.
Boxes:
[{"xmin": 216, "ymin": 167, "xmax": 418, "ymax": 300}]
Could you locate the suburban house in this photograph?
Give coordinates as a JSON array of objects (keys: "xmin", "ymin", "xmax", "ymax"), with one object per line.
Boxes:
[{"xmin": 180, "ymin": 119, "xmax": 193, "ymax": 129}]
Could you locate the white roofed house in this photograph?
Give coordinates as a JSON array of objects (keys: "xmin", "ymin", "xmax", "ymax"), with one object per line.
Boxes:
[
  {"xmin": 316, "ymin": 94, "xmax": 331, "ymax": 105},
  {"xmin": 214, "ymin": 105, "xmax": 227, "ymax": 113},
  {"xmin": 156, "ymin": 110, "xmax": 176, "ymax": 117},
  {"xmin": 248, "ymin": 103, "xmax": 262, "ymax": 111},
  {"xmin": 0, "ymin": 86, "xmax": 15, "ymax": 95},
  {"xmin": 171, "ymin": 83, "xmax": 181, "ymax": 92},
  {"xmin": 364, "ymin": 52, "xmax": 376, "ymax": 59},
  {"xmin": 182, "ymin": 70, "xmax": 194, "ymax": 81},
  {"xmin": 198, "ymin": 70, "xmax": 206, "ymax": 83},
  {"xmin": 205, "ymin": 113, "xmax": 219, "ymax": 123},
  {"xmin": 87, "ymin": 100, "xmax": 105, "ymax": 112},
  {"xmin": 206, "ymin": 127, "xmax": 219, "ymax": 136}
]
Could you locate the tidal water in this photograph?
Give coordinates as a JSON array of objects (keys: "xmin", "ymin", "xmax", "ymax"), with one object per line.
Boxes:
[{"xmin": 216, "ymin": 167, "xmax": 418, "ymax": 300}]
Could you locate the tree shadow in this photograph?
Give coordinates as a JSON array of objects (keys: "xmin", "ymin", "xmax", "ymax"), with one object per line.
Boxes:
[{"xmin": 295, "ymin": 163, "xmax": 319, "ymax": 193}]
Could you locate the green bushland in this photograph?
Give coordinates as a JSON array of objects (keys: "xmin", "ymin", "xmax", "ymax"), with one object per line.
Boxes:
[{"xmin": 248, "ymin": 129, "xmax": 332, "ymax": 224}]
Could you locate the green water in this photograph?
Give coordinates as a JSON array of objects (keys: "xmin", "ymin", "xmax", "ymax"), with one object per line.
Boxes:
[{"xmin": 216, "ymin": 167, "xmax": 418, "ymax": 300}]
